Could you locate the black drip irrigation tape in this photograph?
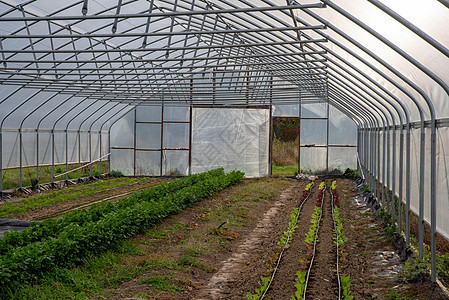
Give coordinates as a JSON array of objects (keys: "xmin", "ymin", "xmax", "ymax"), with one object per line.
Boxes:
[
  {"xmin": 260, "ymin": 183, "xmax": 315, "ymax": 299},
  {"xmin": 303, "ymin": 185, "xmax": 326, "ymax": 299}
]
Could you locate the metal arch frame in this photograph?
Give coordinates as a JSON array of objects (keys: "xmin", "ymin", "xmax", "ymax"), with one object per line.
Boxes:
[
  {"xmin": 319, "ymin": 1, "xmax": 449, "ymax": 280},
  {"xmin": 75, "ymin": 101, "xmax": 113, "ymax": 180},
  {"xmin": 0, "ymin": 0, "xmax": 449, "ymax": 283},
  {"xmin": 86, "ymin": 102, "xmax": 124, "ymax": 177},
  {"xmin": 277, "ymin": 1, "xmax": 440, "ymax": 279},
  {"xmin": 0, "ymin": 89, "xmax": 43, "ymax": 190}
]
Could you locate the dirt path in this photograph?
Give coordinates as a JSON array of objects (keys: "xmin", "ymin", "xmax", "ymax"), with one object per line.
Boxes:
[{"xmin": 195, "ymin": 181, "xmax": 308, "ymax": 299}]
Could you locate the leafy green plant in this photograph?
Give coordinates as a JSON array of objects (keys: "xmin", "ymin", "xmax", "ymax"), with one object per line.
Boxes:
[
  {"xmin": 291, "ymin": 271, "xmax": 306, "ymax": 300},
  {"xmin": 0, "ymin": 170, "xmax": 244, "ymax": 291},
  {"xmin": 278, "ymin": 208, "xmax": 299, "ymax": 247},
  {"xmin": 362, "ymin": 184, "xmax": 369, "ymax": 193},
  {"xmin": 333, "ymin": 207, "xmax": 348, "ymax": 246},
  {"xmin": 398, "ymin": 258, "xmax": 429, "ymax": 283},
  {"xmin": 344, "ymin": 168, "xmax": 359, "ymax": 180},
  {"xmin": 247, "ymin": 276, "xmax": 270, "ymax": 300},
  {"xmin": 305, "ymin": 182, "xmax": 314, "ymax": 191},
  {"xmin": 331, "ymin": 180, "xmax": 337, "ymax": 190},
  {"xmin": 110, "ymin": 169, "xmax": 123, "ymax": 177},
  {"xmin": 319, "ymin": 181, "xmax": 325, "ymax": 190},
  {"xmin": 305, "ymin": 207, "xmax": 321, "ymax": 244},
  {"xmin": 0, "ymin": 169, "xmax": 225, "ymax": 255},
  {"xmin": 340, "ymin": 275, "xmax": 354, "ymax": 300}
]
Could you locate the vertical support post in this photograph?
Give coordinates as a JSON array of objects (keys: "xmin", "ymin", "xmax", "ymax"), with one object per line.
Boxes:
[
  {"xmin": 386, "ymin": 127, "xmax": 391, "ymax": 213},
  {"xmin": 406, "ymin": 125, "xmax": 411, "ymax": 244},
  {"xmin": 376, "ymin": 126, "xmax": 381, "ymax": 202},
  {"xmin": 392, "ymin": 126, "xmax": 397, "ymax": 222},
  {"xmin": 51, "ymin": 129, "xmax": 55, "ymax": 185},
  {"xmin": 382, "ymin": 126, "xmax": 386, "ymax": 208},
  {"xmin": 326, "ymin": 99, "xmax": 330, "ymax": 175},
  {"xmin": 0, "ymin": 131, "xmax": 2, "ymax": 196},
  {"xmin": 268, "ymin": 77, "xmax": 273, "ymax": 177},
  {"xmin": 19, "ymin": 129, "xmax": 23, "ymax": 189},
  {"xmin": 298, "ymin": 90, "xmax": 302, "ymax": 174},
  {"xmin": 134, "ymin": 108, "xmax": 137, "ymax": 176},
  {"xmin": 430, "ymin": 122, "xmax": 437, "ymax": 281},
  {"xmin": 398, "ymin": 127, "xmax": 404, "ymax": 234},
  {"xmin": 78, "ymin": 130, "xmax": 81, "ymax": 180},
  {"xmin": 188, "ymin": 79, "xmax": 193, "ymax": 175},
  {"xmin": 418, "ymin": 125, "xmax": 425, "ymax": 259},
  {"xmin": 160, "ymin": 102, "xmax": 164, "ymax": 176}
]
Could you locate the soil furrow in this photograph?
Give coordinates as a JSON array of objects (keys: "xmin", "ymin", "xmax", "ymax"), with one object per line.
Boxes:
[
  {"xmin": 263, "ymin": 183, "xmax": 318, "ymax": 299},
  {"xmin": 306, "ymin": 183, "xmax": 338, "ymax": 299}
]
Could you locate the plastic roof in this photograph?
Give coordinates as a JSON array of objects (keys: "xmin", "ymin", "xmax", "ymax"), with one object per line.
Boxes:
[{"xmin": 1, "ymin": 0, "xmax": 449, "ymax": 129}]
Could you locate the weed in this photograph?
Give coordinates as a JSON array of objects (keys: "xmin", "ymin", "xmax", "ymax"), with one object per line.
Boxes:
[{"xmin": 397, "ymin": 258, "xmax": 429, "ymax": 283}]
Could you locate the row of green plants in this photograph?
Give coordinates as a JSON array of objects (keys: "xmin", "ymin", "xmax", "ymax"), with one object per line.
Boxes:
[
  {"xmin": 331, "ymin": 180, "xmax": 352, "ymax": 300},
  {"xmin": 292, "ymin": 181, "xmax": 325, "ymax": 299},
  {"xmin": 0, "ymin": 169, "xmax": 244, "ymax": 291},
  {"xmin": 247, "ymin": 182, "xmax": 315, "ymax": 300},
  {"xmin": 0, "ymin": 176, "xmax": 149, "ymax": 218},
  {"xmin": 0, "ymin": 168, "xmax": 225, "ymax": 255}
]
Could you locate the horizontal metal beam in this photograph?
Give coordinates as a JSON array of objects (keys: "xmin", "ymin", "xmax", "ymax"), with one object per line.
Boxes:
[
  {"xmin": 0, "ymin": 25, "xmax": 326, "ymax": 39},
  {"xmin": 0, "ymin": 39, "xmax": 327, "ymax": 56},
  {"xmin": 0, "ymin": 4, "xmax": 325, "ymax": 22}
]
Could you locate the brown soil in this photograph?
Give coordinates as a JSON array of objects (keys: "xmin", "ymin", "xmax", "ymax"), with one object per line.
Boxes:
[
  {"xmin": 102, "ymin": 178, "xmax": 448, "ymax": 299},
  {"xmin": 7, "ymin": 177, "xmax": 448, "ymax": 299}
]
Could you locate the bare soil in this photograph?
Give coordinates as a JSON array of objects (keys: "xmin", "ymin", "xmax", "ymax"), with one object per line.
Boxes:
[{"xmin": 5, "ymin": 177, "xmax": 449, "ymax": 299}]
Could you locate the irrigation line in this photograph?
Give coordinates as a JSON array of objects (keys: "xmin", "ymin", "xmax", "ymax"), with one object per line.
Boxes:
[
  {"xmin": 260, "ymin": 183, "xmax": 315, "ymax": 300},
  {"xmin": 303, "ymin": 185, "xmax": 326, "ymax": 299},
  {"xmin": 331, "ymin": 187, "xmax": 342, "ymax": 300}
]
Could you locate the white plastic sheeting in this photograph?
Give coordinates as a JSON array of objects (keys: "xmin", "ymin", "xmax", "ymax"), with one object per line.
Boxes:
[{"xmin": 191, "ymin": 107, "xmax": 270, "ymax": 177}]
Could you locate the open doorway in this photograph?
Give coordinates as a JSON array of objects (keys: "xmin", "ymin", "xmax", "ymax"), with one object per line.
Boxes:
[{"xmin": 271, "ymin": 117, "xmax": 300, "ymax": 176}]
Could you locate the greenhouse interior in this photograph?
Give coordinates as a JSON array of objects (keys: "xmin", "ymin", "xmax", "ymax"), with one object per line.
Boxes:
[{"xmin": 1, "ymin": 0, "xmax": 449, "ymax": 298}]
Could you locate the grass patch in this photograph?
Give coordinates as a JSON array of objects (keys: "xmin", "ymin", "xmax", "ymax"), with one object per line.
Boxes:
[{"xmin": 271, "ymin": 164, "xmax": 298, "ymax": 176}]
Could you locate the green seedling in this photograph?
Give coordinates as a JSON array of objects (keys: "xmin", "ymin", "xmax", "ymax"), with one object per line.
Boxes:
[
  {"xmin": 305, "ymin": 207, "xmax": 321, "ymax": 244},
  {"xmin": 247, "ymin": 276, "xmax": 270, "ymax": 300},
  {"xmin": 341, "ymin": 275, "xmax": 354, "ymax": 300},
  {"xmin": 291, "ymin": 271, "xmax": 306, "ymax": 300},
  {"xmin": 319, "ymin": 181, "xmax": 325, "ymax": 190}
]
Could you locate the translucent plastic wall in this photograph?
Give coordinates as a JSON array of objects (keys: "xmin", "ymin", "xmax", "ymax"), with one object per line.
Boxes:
[
  {"xmin": 110, "ymin": 105, "xmax": 190, "ymax": 176},
  {"xmin": 110, "ymin": 105, "xmax": 270, "ymax": 177},
  {"xmin": 191, "ymin": 107, "xmax": 270, "ymax": 177},
  {"xmin": 274, "ymin": 101, "xmax": 357, "ymax": 174}
]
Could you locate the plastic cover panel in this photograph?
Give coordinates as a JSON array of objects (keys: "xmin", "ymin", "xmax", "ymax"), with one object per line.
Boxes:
[
  {"xmin": 328, "ymin": 147, "xmax": 357, "ymax": 172},
  {"xmin": 273, "ymin": 104, "xmax": 300, "ymax": 117},
  {"xmin": 110, "ymin": 110, "xmax": 135, "ymax": 148},
  {"xmin": 299, "ymin": 147, "xmax": 327, "ymax": 174},
  {"xmin": 436, "ymin": 127, "xmax": 449, "ymax": 239},
  {"xmin": 162, "ymin": 150, "xmax": 189, "ymax": 176},
  {"xmin": 110, "ymin": 149, "xmax": 134, "ymax": 176},
  {"xmin": 328, "ymin": 105, "xmax": 357, "ymax": 145},
  {"xmin": 163, "ymin": 123, "xmax": 189, "ymax": 149},
  {"xmin": 136, "ymin": 151, "xmax": 161, "ymax": 176},
  {"xmin": 300, "ymin": 119, "xmax": 327, "ymax": 146},
  {"xmin": 301, "ymin": 102, "xmax": 328, "ymax": 118},
  {"xmin": 191, "ymin": 107, "xmax": 269, "ymax": 177},
  {"xmin": 136, "ymin": 124, "xmax": 161, "ymax": 150},
  {"xmin": 136, "ymin": 106, "xmax": 162, "ymax": 123}
]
